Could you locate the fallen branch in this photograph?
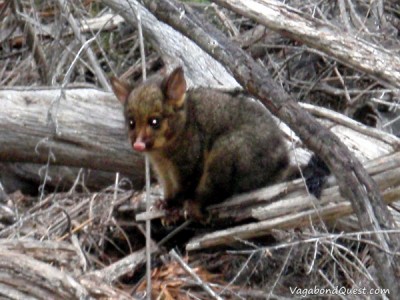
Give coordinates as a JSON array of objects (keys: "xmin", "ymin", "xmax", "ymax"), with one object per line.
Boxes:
[
  {"xmin": 187, "ymin": 152, "xmax": 400, "ymax": 251},
  {"xmin": 214, "ymin": 0, "xmax": 400, "ymax": 89},
  {"xmin": 0, "ymin": 239, "xmax": 83, "ymax": 271}
]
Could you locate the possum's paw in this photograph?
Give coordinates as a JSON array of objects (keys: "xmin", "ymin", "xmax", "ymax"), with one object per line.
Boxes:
[
  {"xmin": 183, "ymin": 200, "xmax": 211, "ymax": 224},
  {"xmin": 156, "ymin": 199, "xmax": 183, "ymax": 227}
]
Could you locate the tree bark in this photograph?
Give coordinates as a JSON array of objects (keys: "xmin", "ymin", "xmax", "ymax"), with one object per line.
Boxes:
[
  {"xmin": 137, "ymin": 0, "xmax": 400, "ymax": 295},
  {"xmin": 0, "ymin": 88, "xmax": 145, "ymax": 186}
]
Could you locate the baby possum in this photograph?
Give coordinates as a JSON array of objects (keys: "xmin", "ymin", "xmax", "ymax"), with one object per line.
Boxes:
[{"xmin": 111, "ymin": 67, "xmax": 291, "ymax": 221}]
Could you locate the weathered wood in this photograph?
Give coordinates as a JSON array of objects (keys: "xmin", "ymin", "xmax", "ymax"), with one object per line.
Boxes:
[
  {"xmin": 214, "ymin": 0, "xmax": 400, "ymax": 89},
  {"xmin": 188, "ymin": 188, "xmax": 400, "ymax": 251},
  {"xmin": 187, "ymin": 170, "xmax": 400, "ymax": 251},
  {"xmin": 0, "ymin": 239, "xmax": 83, "ymax": 272},
  {"xmin": 0, "ymin": 239, "xmax": 134, "ymax": 299},
  {"xmin": 135, "ymin": 150, "xmax": 400, "ymax": 229},
  {"xmin": 0, "ymin": 163, "xmax": 125, "ymax": 194},
  {"xmin": 0, "ymin": 88, "xmax": 145, "ymax": 186},
  {"xmin": 102, "ymin": 0, "xmax": 239, "ymax": 88},
  {"xmin": 0, "ymin": 250, "xmax": 91, "ymax": 299},
  {"xmin": 299, "ymin": 103, "xmax": 400, "ymax": 151},
  {"xmin": 251, "ymin": 154, "xmax": 400, "ymax": 221}
]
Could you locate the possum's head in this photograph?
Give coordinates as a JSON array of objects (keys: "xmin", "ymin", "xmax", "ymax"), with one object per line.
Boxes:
[{"xmin": 111, "ymin": 67, "xmax": 187, "ymax": 152}]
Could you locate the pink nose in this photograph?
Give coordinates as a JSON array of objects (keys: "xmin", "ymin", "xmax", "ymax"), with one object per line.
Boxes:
[{"xmin": 133, "ymin": 140, "xmax": 146, "ymax": 152}]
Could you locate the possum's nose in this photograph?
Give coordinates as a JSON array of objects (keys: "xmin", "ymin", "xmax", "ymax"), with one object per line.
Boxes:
[{"xmin": 133, "ymin": 137, "xmax": 146, "ymax": 152}]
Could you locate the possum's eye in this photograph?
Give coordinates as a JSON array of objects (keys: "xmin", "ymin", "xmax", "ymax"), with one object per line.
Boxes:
[
  {"xmin": 128, "ymin": 118, "xmax": 135, "ymax": 129},
  {"xmin": 148, "ymin": 117, "xmax": 161, "ymax": 130}
]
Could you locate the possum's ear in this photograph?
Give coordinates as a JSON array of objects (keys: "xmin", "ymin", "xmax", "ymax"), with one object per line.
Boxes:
[
  {"xmin": 110, "ymin": 77, "xmax": 131, "ymax": 105},
  {"xmin": 164, "ymin": 67, "xmax": 187, "ymax": 108}
]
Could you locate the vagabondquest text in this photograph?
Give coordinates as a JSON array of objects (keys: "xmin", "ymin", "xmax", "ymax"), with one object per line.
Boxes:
[{"xmin": 290, "ymin": 286, "xmax": 390, "ymax": 298}]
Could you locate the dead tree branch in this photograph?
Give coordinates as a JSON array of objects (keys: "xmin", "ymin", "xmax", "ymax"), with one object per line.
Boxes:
[{"xmin": 214, "ymin": 0, "xmax": 400, "ymax": 89}]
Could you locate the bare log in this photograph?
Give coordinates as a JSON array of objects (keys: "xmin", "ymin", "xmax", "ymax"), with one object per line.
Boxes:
[
  {"xmin": 1, "ymin": 86, "xmax": 396, "ymax": 194},
  {"xmin": 0, "ymin": 87, "xmax": 145, "ymax": 186}
]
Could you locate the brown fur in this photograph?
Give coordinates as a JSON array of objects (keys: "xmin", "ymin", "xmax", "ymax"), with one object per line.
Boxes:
[{"xmin": 111, "ymin": 67, "xmax": 289, "ymax": 221}]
